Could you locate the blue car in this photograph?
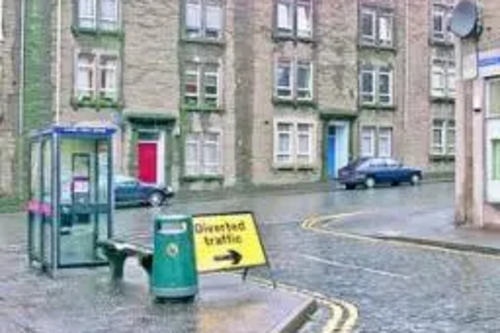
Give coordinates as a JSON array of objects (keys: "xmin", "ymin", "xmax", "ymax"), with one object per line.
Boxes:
[
  {"xmin": 114, "ymin": 175, "xmax": 174, "ymax": 207},
  {"xmin": 338, "ymin": 157, "xmax": 422, "ymax": 190}
]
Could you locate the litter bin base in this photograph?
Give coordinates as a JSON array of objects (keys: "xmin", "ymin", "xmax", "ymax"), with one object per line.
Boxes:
[{"xmin": 151, "ymin": 285, "xmax": 198, "ymax": 300}]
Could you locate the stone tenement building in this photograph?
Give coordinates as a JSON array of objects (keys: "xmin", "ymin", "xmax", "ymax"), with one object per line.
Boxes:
[{"xmin": 0, "ymin": 0, "xmax": 456, "ymax": 196}]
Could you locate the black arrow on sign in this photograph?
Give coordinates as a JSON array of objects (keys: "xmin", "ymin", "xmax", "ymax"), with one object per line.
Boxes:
[{"xmin": 214, "ymin": 250, "xmax": 243, "ymax": 265}]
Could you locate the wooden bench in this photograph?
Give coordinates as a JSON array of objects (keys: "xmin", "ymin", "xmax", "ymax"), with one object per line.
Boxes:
[{"xmin": 97, "ymin": 239, "xmax": 153, "ymax": 280}]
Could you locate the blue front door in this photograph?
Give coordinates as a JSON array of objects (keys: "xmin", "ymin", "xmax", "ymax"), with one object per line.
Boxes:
[{"xmin": 327, "ymin": 127, "xmax": 336, "ymax": 178}]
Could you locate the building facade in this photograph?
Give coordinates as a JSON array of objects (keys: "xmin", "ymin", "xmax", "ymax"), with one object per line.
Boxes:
[
  {"xmin": 455, "ymin": 0, "xmax": 500, "ymax": 228},
  {"xmin": 0, "ymin": 0, "xmax": 456, "ymax": 197}
]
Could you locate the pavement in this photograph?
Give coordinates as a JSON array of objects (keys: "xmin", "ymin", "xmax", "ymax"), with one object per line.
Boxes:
[
  {"xmin": 319, "ymin": 206, "xmax": 500, "ymax": 256},
  {"xmin": 0, "ymin": 217, "xmax": 317, "ymax": 333}
]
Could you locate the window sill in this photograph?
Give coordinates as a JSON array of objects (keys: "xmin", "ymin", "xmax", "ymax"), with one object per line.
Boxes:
[
  {"xmin": 272, "ymin": 33, "xmax": 317, "ymax": 45},
  {"xmin": 181, "ymin": 104, "xmax": 224, "ymax": 113},
  {"xmin": 273, "ymin": 164, "xmax": 317, "ymax": 171},
  {"xmin": 71, "ymin": 25, "xmax": 124, "ymax": 40},
  {"xmin": 360, "ymin": 103, "xmax": 396, "ymax": 111},
  {"xmin": 71, "ymin": 97, "xmax": 122, "ymax": 110},
  {"xmin": 430, "ymin": 96, "xmax": 455, "ymax": 104},
  {"xmin": 272, "ymin": 98, "xmax": 318, "ymax": 109},
  {"xmin": 181, "ymin": 175, "xmax": 224, "ymax": 183},
  {"xmin": 180, "ymin": 36, "xmax": 226, "ymax": 47},
  {"xmin": 429, "ymin": 155, "xmax": 455, "ymax": 162},
  {"xmin": 358, "ymin": 43, "xmax": 396, "ymax": 52},
  {"xmin": 429, "ymin": 38, "xmax": 454, "ymax": 48}
]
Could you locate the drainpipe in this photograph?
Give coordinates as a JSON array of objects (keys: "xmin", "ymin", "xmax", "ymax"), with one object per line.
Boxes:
[
  {"xmin": 403, "ymin": 0, "xmax": 410, "ymax": 163},
  {"xmin": 17, "ymin": 0, "xmax": 25, "ymax": 197},
  {"xmin": 55, "ymin": 0, "xmax": 62, "ymax": 124},
  {"xmin": 19, "ymin": 0, "xmax": 25, "ymax": 135}
]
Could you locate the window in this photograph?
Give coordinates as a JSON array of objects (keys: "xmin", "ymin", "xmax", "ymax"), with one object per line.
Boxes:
[
  {"xmin": 493, "ymin": 140, "xmax": 500, "ymax": 180},
  {"xmin": 276, "ymin": 59, "xmax": 293, "ymax": 98},
  {"xmin": 297, "ymin": 61, "xmax": 313, "ymax": 100},
  {"xmin": 360, "ymin": 65, "xmax": 393, "ymax": 105},
  {"xmin": 99, "ymin": 55, "xmax": 118, "ymax": 100},
  {"xmin": 378, "ymin": 127, "xmax": 392, "ymax": 158},
  {"xmin": 77, "ymin": 0, "xmax": 119, "ymax": 31},
  {"xmin": 185, "ymin": 0, "xmax": 223, "ymax": 39},
  {"xmin": 487, "ymin": 79, "xmax": 500, "ymax": 117},
  {"xmin": 276, "ymin": 0, "xmax": 313, "ymax": 38},
  {"xmin": 276, "ymin": 123, "xmax": 293, "ymax": 163},
  {"xmin": 183, "ymin": 63, "xmax": 220, "ymax": 108},
  {"xmin": 76, "ymin": 52, "xmax": 119, "ymax": 102},
  {"xmin": 297, "ymin": 123, "xmax": 313, "ymax": 163},
  {"xmin": 274, "ymin": 121, "xmax": 315, "ymax": 165},
  {"xmin": 361, "ymin": 9, "xmax": 375, "ymax": 44},
  {"xmin": 432, "ymin": 119, "xmax": 455, "ymax": 155},
  {"xmin": 361, "ymin": 127, "xmax": 376, "ymax": 157},
  {"xmin": 431, "ymin": 4, "xmax": 452, "ymax": 43},
  {"xmin": 275, "ymin": 58, "xmax": 313, "ymax": 100},
  {"xmin": 361, "ymin": 126, "xmax": 393, "ymax": 157},
  {"xmin": 185, "ymin": 131, "xmax": 222, "ymax": 176},
  {"xmin": 378, "ymin": 67, "xmax": 392, "ymax": 105},
  {"xmin": 360, "ymin": 7, "xmax": 393, "ymax": 47},
  {"xmin": 431, "ymin": 48, "xmax": 455, "ymax": 98}
]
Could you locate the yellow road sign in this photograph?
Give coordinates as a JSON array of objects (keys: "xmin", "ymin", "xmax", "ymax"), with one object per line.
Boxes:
[{"xmin": 193, "ymin": 212, "xmax": 268, "ymax": 273}]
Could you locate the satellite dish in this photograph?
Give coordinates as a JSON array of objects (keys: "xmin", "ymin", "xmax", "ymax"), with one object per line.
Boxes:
[{"xmin": 449, "ymin": 0, "xmax": 479, "ymax": 38}]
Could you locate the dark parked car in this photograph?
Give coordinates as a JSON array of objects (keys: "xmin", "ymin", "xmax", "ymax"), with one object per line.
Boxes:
[
  {"xmin": 114, "ymin": 175, "xmax": 174, "ymax": 207},
  {"xmin": 338, "ymin": 157, "xmax": 422, "ymax": 190}
]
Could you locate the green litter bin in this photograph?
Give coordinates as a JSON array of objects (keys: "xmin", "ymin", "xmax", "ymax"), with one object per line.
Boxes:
[{"xmin": 151, "ymin": 215, "xmax": 198, "ymax": 300}]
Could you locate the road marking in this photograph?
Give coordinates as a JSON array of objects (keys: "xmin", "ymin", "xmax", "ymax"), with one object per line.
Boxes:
[
  {"xmin": 245, "ymin": 275, "xmax": 357, "ymax": 333},
  {"xmin": 303, "ymin": 213, "xmax": 500, "ymax": 262},
  {"xmin": 300, "ymin": 253, "xmax": 411, "ymax": 280}
]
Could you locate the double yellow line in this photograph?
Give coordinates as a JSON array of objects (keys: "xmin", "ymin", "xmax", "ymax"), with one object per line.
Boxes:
[{"xmin": 249, "ymin": 275, "xmax": 357, "ymax": 333}]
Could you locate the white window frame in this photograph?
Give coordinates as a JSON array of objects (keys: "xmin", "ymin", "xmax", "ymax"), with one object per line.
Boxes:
[
  {"xmin": 360, "ymin": 8, "xmax": 376, "ymax": 45},
  {"xmin": 297, "ymin": 0, "xmax": 313, "ymax": 38},
  {"xmin": 99, "ymin": 0, "xmax": 119, "ymax": 31},
  {"xmin": 378, "ymin": 67, "xmax": 393, "ymax": 105},
  {"xmin": 296, "ymin": 122, "xmax": 314, "ymax": 164},
  {"xmin": 296, "ymin": 61, "xmax": 313, "ymax": 101},
  {"xmin": 185, "ymin": 0, "xmax": 223, "ymax": 39},
  {"xmin": 76, "ymin": 53, "xmax": 96, "ymax": 101},
  {"xmin": 184, "ymin": 66, "xmax": 201, "ymax": 106},
  {"xmin": 184, "ymin": 130, "xmax": 222, "ymax": 176},
  {"xmin": 487, "ymin": 78, "xmax": 500, "ymax": 118},
  {"xmin": 202, "ymin": 131, "xmax": 222, "ymax": 175},
  {"xmin": 431, "ymin": 49, "xmax": 456, "ymax": 98},
  {"xmin": 431, "ymin": 119, "xmax": 455, "ymax": 155},
  {"xmin": 378, "ymin": 127, "xmax": 393, "ymax": 158},
  {"xmin": 360, "ymin": 67, "xmax": 375, "ymax": 104},
  {"xmin": 185, "ymin": 133, "xmax": 201, "ymax": 176},
  {"xmin": 75, "ymin": 51, "xmax": 119, "ymax": 102},
  {"xmin": 184, "ymin": 63, "xmax": 221, "ymax": 107},
  {"xmin": 432, "ymin": 4, "xmax": 450, "ymax": 42},
  {"xmin": 78, "ymin": 0, "xmax": 119, "ymax": 31},
  {"xmin": 78, "ymin": 0, "xmax": 97, "ymax": 29},
  {"xmin": 277, "ymin": 0, "xmax": 294, "ymax": 33},
  {"xmin": 203, "ymin": 69, "xmax": 219, "ymax": 107},
  {"xmin": 361, "ymin": 127, "xmax": 376, "ymax": 157},
  {"xmin": 275, "ymin": 122, "xmax": 294, "ymax": 164},
  {"xmin": 274, "ymin": 120, "xmax": 316, "ymax": 166},
  {"xmin": 98, "ymin": 55, "xmax": 118, "ymax": 100},
  {"xmin": 186, "ymin": 0, "xmax": 202, "ymax": 37},
  {"xmin": 378, "ymin": 14, "xmax": 393, "ymax": 47},
  {"xmin": 275, "ymin": 59, "xmax": 294, "ymax": 99},
  {"xmin": 0, "ymin": 0, "xmax": 4, "ymax": 41}
]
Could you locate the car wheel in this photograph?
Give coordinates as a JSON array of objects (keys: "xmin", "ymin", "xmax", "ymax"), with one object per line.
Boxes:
[
  {"xmin": 148, "ymin": 192, "xmax": 165, "ymax": 207},
  {"xmin": 410, "ymin": 174, "xmax": 421, "ymax": 186},
  {"xmin": 365, "ymin": 177, "xmax": 376, "ymax": 189},
  {"xmin": 345, "ymin": 184, "xmax": 356, "ymax": 190}
]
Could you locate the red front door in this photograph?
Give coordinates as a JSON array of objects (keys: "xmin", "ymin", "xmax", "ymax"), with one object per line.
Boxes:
[{"xmin": 137, "ymin": 142, "xmax": 158, "ymax": 183}]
